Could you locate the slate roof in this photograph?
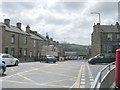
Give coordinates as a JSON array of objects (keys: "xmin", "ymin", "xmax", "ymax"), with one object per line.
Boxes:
[
  {"xmin": 0, "ymin": 22, "xmax": 28, "ymax": 35},
  {"xmin": 29, "ymin": 29, "xmax": 48, "ymax": 41},
  {"xmin": 0, "ymin": 22, "xmax": 48, "ymax": 41},
  {"xmin": 30, "ymin": 33, "xmax": 43, "ymax": 40},
  {"xmin": 95, "ymin": 24, "xmax": 119, "ymax": 33},
  {"xmin": 36, "ymin": 33, "xmax": 48, "ymax": 41}
]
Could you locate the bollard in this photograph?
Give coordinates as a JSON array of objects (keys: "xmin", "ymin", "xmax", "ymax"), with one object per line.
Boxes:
[{"xmin": 115, "ymin": 49, "xmax": 120, "ymax": 88}]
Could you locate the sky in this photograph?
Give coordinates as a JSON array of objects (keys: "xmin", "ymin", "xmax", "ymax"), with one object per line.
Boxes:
[{"xmin": 0, "ymin": 0, "xmax": 119, "ymax": 45}]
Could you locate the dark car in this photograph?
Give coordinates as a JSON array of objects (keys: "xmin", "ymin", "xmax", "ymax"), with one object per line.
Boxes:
[
  {"xmin": 0, "ymin": 62, "xmax": 6, "ymax": 76},
  {"xmin": 39, "ymin": 55, "xmax": 57, "ymax": 63},
  {"xmin": 88, "ymin": 53, "xmax": 115, "ymax": 64}
]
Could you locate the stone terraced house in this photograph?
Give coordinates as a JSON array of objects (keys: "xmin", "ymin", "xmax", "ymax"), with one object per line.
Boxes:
[
  {"xmin": 91, "ymin": 23, "xmax": 120, "ymax": 57},
  {"xmin": 0, "ymin": 19, "xmax": 48, "ymax": 62}
]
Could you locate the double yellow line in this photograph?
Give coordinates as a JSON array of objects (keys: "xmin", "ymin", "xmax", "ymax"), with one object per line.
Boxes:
[{"xmin": 72, "ymin": 63, "xmax": 84, "ymax": 88}]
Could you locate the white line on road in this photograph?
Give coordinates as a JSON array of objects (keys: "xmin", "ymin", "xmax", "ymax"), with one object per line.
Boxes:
[
  {"xmin": 87, "ymin": 63, "xmax": 94, "ymax": 86},
  {"xmin": 11, "ymin": 69, "xmax": 15, "ymax": 71}
]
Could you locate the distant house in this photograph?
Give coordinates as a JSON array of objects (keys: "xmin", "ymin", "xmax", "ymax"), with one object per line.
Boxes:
[{"xmin": 91, "ymin": 23, "xmax": 120, "ymax": 57}]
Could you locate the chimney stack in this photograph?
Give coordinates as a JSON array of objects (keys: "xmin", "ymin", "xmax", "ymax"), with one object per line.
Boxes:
[
  {"xmin": 97, "ymin": 23, "xmax": 100, "ymax": 25},
  {"xmin": 116, "ymin": 22, "xmax": 120, "ymax": 31},
  {"xmin": 4, "ymin": 19, "xmax": 10, "ymax": 27},
  {"xmin": 26, "ymin": 25, "xmax": 30, "ymax": 33},
  {"xmin": 16, "ymin": 22, "xmax": 21, "ymax": 29}
]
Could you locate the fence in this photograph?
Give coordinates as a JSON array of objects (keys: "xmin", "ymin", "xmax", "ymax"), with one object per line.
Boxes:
[{"xmin": 90, "ymin": 62, "xmax": 115, "ymax": 90}]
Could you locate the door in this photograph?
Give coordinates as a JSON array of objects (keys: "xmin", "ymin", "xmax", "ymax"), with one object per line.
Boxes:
[{"xmin": 8, "ymin": 55, "xmax": 15, "ymax": 65}]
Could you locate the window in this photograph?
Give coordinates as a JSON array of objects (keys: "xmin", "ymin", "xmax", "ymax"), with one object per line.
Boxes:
[
  {"xmin": 107, "ymin": 33, "xmax": 112, "ymax": 41},
  {"xmin": 24, "ymin": 37, "xmax": 27, "ymax": 44},
  {"xmin": 2, "ymin": 55, "xmax": 9, "ymax": 58},
  {"xmin": 19, "ymin": 48, "xmax": 22, "ymax": 57},
  {"xmin": 117, "ymin": 34, "xmax": 120, "ymax": 40},
  {"xmin": 38, "ymin": 52, "xmax": 39, "ymax": 57},
  {"xmin": 11, "ymin": 35, "xmax": 15, "ymax": 43},
  {"xmin": 24, "ymin": 48, "xmax": 27, "ymax": 56},
  {"xmin": 5, "ymin": 48, "xmax": 8, "ymax": 54},
  {"xmin": 34, "ymin": 40, "xmax": 36, "ymax": 47},
  {"xmin": 11, "ymin": 48, "xmax": 15, "ymax": 57},
  {"xmin": 8, "ymin": 55, "xmax": 13, "ymax": 58},
  {"xmin": 107, "ymin": 45, "xmax": 111, "ymax": 53},
  {"xmin": 30, "ymin": 51, "xmax": 32, "ymax": 58},
  {"xmin": 34, "ymin": 50, "xmax": 36, "ymax": 56}
]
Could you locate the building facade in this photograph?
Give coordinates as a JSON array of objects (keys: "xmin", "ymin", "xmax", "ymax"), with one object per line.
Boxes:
[
  {"xmin": 0, "ymin": 19, "xmax": 48, "ymax": 62},
  {"xmin": 91, "ymin": 23, "xmax": 120, "ymax": 57},
  {"xmin": 26, "ymin": 25, "xmax": 48, "ymax": 61}
]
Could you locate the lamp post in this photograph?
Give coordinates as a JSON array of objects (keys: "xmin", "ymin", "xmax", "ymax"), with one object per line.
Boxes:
[{"xmin": 91, "ymin": 12, "xmax": 101, "ymax": 24}]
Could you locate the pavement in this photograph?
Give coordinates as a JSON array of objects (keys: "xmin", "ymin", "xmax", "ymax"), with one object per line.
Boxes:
[
  {"xmin": 111, "ymin": 82, "xmax": 120, "ymax": 90},
  {"xmin": 111, "ymin": 82, "xmax": 115, "ymax": 89}
]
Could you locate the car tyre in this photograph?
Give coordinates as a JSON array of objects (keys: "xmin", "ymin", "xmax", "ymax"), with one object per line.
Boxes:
[
  {"xmin": 2, "ymin": 61, "xmax": 5, "ymax": 65},
  {"xmin": 45, "ymin": 60, "xmax": 48, "ymax": 63},
  {"xmin": 53, "ymin": 61, "xmax": 56, "ymax": 63},
  {"xmin": 15, "ymin": 61, "xmax": 18, "ymax": 66}
]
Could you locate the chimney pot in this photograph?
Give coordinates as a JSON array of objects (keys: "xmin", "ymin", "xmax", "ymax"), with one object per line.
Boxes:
[
  {"xmin": 26, "ymin": 25, "xmax": 30, "ymax": 33},
  {"xmin": 4, "ymin": 19, "xmax": 10, "ymax": 27},
  {"xmin": 97, "ymin": 23, "xmax": 100, "ymax": 25},
  {"xmin": 16, "ymin": 22, "xmax": 21, "ymax": 29}
]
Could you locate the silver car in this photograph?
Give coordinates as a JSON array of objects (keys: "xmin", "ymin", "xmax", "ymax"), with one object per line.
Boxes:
[
  {"xmin": 0, "ymin": 62, "xmax": 6, "ymax": 75},
  {"xmin": 0, "ymin": 53, "xmax": 19, "ymax": 66},
  {"xmin": 40, "ymin": 55, "xmax": 57, "ymax": 63}
]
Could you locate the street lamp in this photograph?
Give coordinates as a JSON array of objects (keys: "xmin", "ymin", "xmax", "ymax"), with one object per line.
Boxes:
[{"xmin": 91, "ymin": 12, "xmax": 101, "ymax": 24}]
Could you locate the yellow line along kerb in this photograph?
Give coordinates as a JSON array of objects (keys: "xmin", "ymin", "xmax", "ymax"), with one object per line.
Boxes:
[{"xmin": 72, "ymin": 62, "xmax": 84, "ymax": 88}]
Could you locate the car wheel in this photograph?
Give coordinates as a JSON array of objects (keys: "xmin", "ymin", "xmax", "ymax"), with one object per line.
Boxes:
[
  {"xmin": 0, "ymin": 68, "xmax": 4, "ymax": 76},
  {"xmin": 53, "ymin": 61, "xmax": 56, "ymax": 63},
  {"xmin": 40, "ymin": 61, "xmax": 41, "ymax": 63},
  {"xmin": 2, "ymin": 61, "xmax": 5, "ymax": 64},
  {"xmin": 15, "ymin": 61, "xmax": 18, "ymax": 66},
  {"xmin": 45, "ymin": 60, "xmax": 48, "ymax": 63}
]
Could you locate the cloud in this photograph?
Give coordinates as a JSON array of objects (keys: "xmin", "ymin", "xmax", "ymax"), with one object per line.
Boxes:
[
  {"xmin": 1, "ymin": 1, "xmax": 118, "ymax": 45},
  {"xmin": 44, "ymin": 15, "xmax": 70, "ymax": 25},
  {"xmin": 92, "ymin": 2, "xmax": 117, "ymax": 14},
  {"xmin": 60, "ymin": 2, "xmax": 85, "ymax": 11},
  {"xmin": 2, "ymin": 2, "xmax": 36, "ymax": 14}
]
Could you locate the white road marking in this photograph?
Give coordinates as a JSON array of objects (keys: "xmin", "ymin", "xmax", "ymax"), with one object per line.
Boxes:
[
  {"xmin": 11, "ymin": 69, "xmax": 15, "ymax": 71},
  {"xmin": 81, "ymin": 76, "xmax": 85, "ymax": 78},
  {"xmin": 80, "ymin": 85, "xmax": 85, "ymax": 88},
  {"xmin": 81, "ymin": 79, "xmax": 85, "ymax": 81},
  {"xmin": 80, "ymin": 81, "xmax": 85, "ymax": 85},
  {"xmin": 90, "ymin": 78, "xmax": 94, "ymax": 81},
  {"xmin": 82, "ymin": 74, "xmax": 85, "ymax": 76},
  {"xmin": 87, "ymin": 63, "xmax": 94, "ymax": 87},
  {"xmin": 79, "ymin": 62, "xmax": 85, "ymax": 88}
]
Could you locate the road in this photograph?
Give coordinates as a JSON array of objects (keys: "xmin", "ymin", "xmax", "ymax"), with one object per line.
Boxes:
[{"xmin": 0, "ymin": 60, "xmax": 108, "ymax": 89}]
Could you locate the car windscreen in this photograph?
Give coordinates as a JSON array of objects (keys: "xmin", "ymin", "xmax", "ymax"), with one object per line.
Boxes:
[{"xmin": 47, "ymin": 55, "xmax": 55, "ymax": 58}]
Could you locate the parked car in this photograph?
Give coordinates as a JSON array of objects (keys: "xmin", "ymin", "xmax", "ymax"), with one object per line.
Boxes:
[
  {"xmin": 39, "ymin": 55, "xmax": 57, "ymax": 63},
  {"xmin": 0, "ymin": 62, "xmax": 6, "ymax": 75},
  {"xmin": 0, "ymin": 53, "xmax": 19, "ymax": 66},
  {"xmin": 88, "ymin": 53, "xmax": 115, "ymax": 64}
]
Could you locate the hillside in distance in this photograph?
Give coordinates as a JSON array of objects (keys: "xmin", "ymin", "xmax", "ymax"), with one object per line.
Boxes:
[{"xmin": 63, "ymin": 43, "xmax": 90, "ymax": 55}]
